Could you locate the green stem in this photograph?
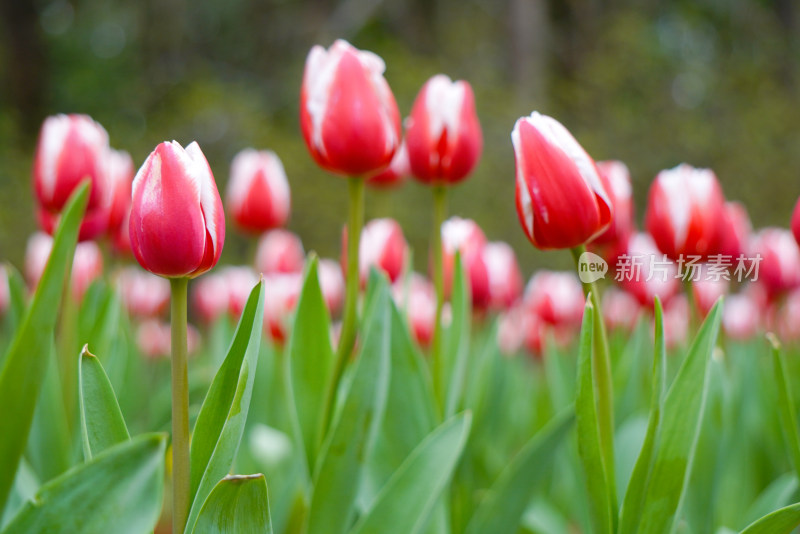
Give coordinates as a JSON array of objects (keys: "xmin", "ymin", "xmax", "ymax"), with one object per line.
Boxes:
[
  {"xmin": 570, "ymin": 245, "xmax": 617, "ymax": 512},
  {"xmin": 431, "ymin": 185, "xmax": 447, "ymax": 412},
  {"xmin": 170, "ymin": 277, "xmax": 190, "ymax": 534},
  {"xmin": 57, "ymin": 262, "xmax": 78, "ymax": 436},
  {"xmin": 326, "ymin": 177, "xmax": 365, "ymax": 433}
]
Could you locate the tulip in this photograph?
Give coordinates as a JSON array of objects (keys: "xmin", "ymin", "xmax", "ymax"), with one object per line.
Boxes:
[
  {"xmin": 25, "ymin": 232, "xmax": 103, "ymax": 301},
  {"xmin": 263, "ymin": 273, "xmax": 303, "ymax": 344},
  {"xmin": 750, "ymin": 228, "xmax": 800, "ymax": 300},
  {"xmin": 644, "ymin": 163, "xmax": 725, "ymax": 260},
  {"xmin": 512, "ymin": 112, "xmax": 612, "ymax": 250},
  {"xmin": 318, "ymin": 258, "xmax": 345, "ymax": 315},
  {"xmin": 591, "ymin": 160, "xmax": 633, "ymax": 248},
  {"xmin": 660, "ymin": 294, "xmax": 689, "ymax": 349},
  {"xmin": 392, "ymin": 273, "xmax": 437, "ymax": 348},
  {"xmin": 602, "ymin": 288, "xmax": 641, "ymax": 332},
  {"xmin": 222, "ymin": 266, "xmax": 259, "ymax": 318},
  {"xmin": 524, "ymin": 271, "xmax": 585, "ymax": 328},
  {"xmin": 115, "ymin": 267, "xmax": 170, "ymax": 319},
  {"xmin": 129, "ymin": 141, "xmax": 225, "ymax": 279},
  {"xmin": 226, "ymin": 149, "xmax": 291, "ymax": 234},
  {"xmin": 615, "ymin": 232, "xmax": 680, "ymax": 308},
  {"xmin": 722, "ymin": 291, "xmax": 760, "ymax": 340},
  {"xmin": 344, "ymin": 218, "xmax": 408, "ymax": 286},
  {"xmin": 793, "ymin": 197, "xmax": 800, "ymax": 249},
  {"xmin": 192, "ymin": 272, "xmax": 230, "ymax": 324},
  {"xmin": 255, "ymin": 229, "xmax": 305, "ymax": 275},
  {"xmin": 441, "ymin": 217, "xmax": 490, "ymax": 309},
  {"xmin": 497, "ymin": 305, "xmax": 525, "ymax": 355},
  {"xmin": 107, "ymin": 149, "xmax": 134, "ymax": 236},
  {"xmin": 691, "ymin": 268, "xmax": 729, "ymax": 318},
  {"xmin": 366, "ymin": 141, "xmax": 410, "ymax": 188},
  {"xmin": 136, "ymin": 320, "xmax": 200, "ymax": 359},
  {"xmin": 717, "ymin": 201, "xmax": 751, "ymax": 260},
  {"xmin": 406, "ymin": 74, "xmax": 483, "ymax": 184},
  {"xmin": 37, "ymin": 205, "xmax": 109, "ymax": 243},
  {"xmin": 33, "ymin": 114, "xmax": 110, "ymax": 214},
  {"xmin": 482, "ymin": 241, "xmax": 523, "ymax": 310},
  {"xmin": 0, "ymin": 265, "xmax": 8, "ymax": 317},
  {"xmin": 300, "ymin": 39, "xmax": 401, "ymax": 176}
]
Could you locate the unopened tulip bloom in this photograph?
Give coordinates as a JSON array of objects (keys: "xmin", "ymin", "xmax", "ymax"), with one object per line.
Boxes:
[
  {"xmin": 33, "ymin": 114, "xmax": 109, "ymax": 214},
  {"xmin": 192, "ymin": 272, "xmax": 230, "ymax": 323},
  {"xmin": 318, "ymin": 259, "xmax": 344, "ymax": 315},
  {"xmin": 660, "ymin": 294, "xmax": 689, "ymax": 349},
  {"xmin": 300, "ymin": 40, "xmax": 401, "ymax": 176},
  {"xmin": 592, "ymin": 160, "xmax": 633, "ymax": 248},
  {"xmin": 497, "ymin": 305, "xmax": 525, "ymax": 355},
  {"xmin": 483, "ymin": 241, "xmax": 523, "ymax": 310},
  {"xmin": 392, "ymin": 273, "xmax": 437, "ymax": 347},
  {"xmin": 344, "ymin": 218, "xmax": 408, "ymax": 285},
  {"xmin": 367, "ymin": 141, "xmax": 410, "ymax": 188},
  {"xmin": 406, "ymin": 74, "xmax": 482, "ymax": 184},
  {"xmin": 524, "ymin": 271, "xmax": 585, "ymax": 328},
  {"xmin": 750, "ymin": 228, "xmax": 800, "ymax": 299},
  {"xmin": 222, "ymin": 266, "xmax": 259, "ymax": 318},
  {"xmin": 263, "ymin": 273, "xmax": 303, "ymax": 344},
  {"xmin": 255, "ymin": 229, "xmax": 305, "ymax": 275},
  {"xmin": 717, "ymin": 201, "xmax": 751, "ymax": 260},
  {"xmin": 37, "ymin": 205, "xmax": 109, "ymax": 243},
  {"xmin": 723, "ymin": 291, "xmax": 760, "ymax": 340},
  {"xmin": 136, "ymin": 320, "xmax": 200, "ymax": 359},
  {"xmin": 107, "ymin": 149, "xmax": 134, "ymax": 236},
  {"xmin": 25, "ymin": 232, "xmax": 103, "ymax": 301},
  {"xmin": 115, "ymin": 267, "xmax": 170, "ymax": 319},
  {"xmin": 616, "ymin": 232, "xmax": 680, "ymax": 308},
  {"xmin": 129, "ymin": 141, "xmax": 225, "ymax": 278},
  {"xmin": 691, "ymin": 271, "xmax": 729, "ymax": 318},
  {"xmin": 512, "ymin": 112, "xmax": 612, "ymax": 250},
  {"xmin": 441, "ymin": 217, "xmax": 490, "ymax": 309},
  {"xmin": 602, "ymin": 288, "xmax": 641, "ymax": 332},
  {"xmin": 645, "ymin": 164, "xmax": 725, "ymax": 260},
  {"xmin": 226, "ymin": 149, "xmax": 291, "ymax": 234}
]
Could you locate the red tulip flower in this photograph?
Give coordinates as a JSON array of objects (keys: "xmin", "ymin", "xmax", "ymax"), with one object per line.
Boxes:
[
  {"xmin": 318, "ymin": 258, "xmax": 345, "ymax": 316},
  {"xmin": 226, "ymin": 149, "xmax": 291, "ymax": 234},
  {"xmin": 750, "ymin": 228, "xmax": 800, "ymax": 300},
  {"xmin": 192, "ymin": 272, "xmax": 230, "ymax": 324},
  {"xmin": 791, "ymin": 196, "xmax": 800, "ymax": 248},
  {"xmin": 645, "ymin": 163, "xmax": 725, "ymax": 260},
  {"xmin": 300, "ymin": 39, "xmax": 401, "ymax": 176},
  {"xmin": 263, "ymin": 273, "xmax": 303, "ymax": 344},
  {"xmin": 25, "ymin": 232, "xmax": 103, "ymax": 301},
  {"xmin": 441, "ymin": 217, "xmax": 490, "ymax": 309},
  {"xmin": 616, "ymin": 232, "xmax": 680, "ymax": 308},
  {"xmin": 344, "ymin": 218, "xmax": 408, "ymax": 285},
  {"xmin": 482, "ymin": 241, "xmax": 523, "ymax": 310},
  {"xmin": 255, "ymin": 229, "xmax": 305, "ymax": 275},
  {"xmin": 115, "ymin": 267, "xmax": 171, "ymax": 319},
  {"xmin": 722, "ymin": 291, "xmax": 760, "ymax": 340},
  {"xmin": 406, "ymin": 74, "xmax": 483, "ymax": 184},
  {"xmin": 222, "ymin": 266, "xmax": 260, "ymax": 318},
  {"xmin": 512, "ymin": 112, "xmax": 612, "ymax": 250},
  {"xmin": 717, "ymin": 201, "xmax": 752, "ymax": 260},
  {"xmin": 392, "ymin": 273, "xmax": 437, "ymax": 348},
  {"xmin": 592, "ymin": 160, "xmax": 633, "ymax": 248},
  {"xmin": 107, "ymin": 149, "xmax": 134, "ymax": 236},
  {"xmin": 524, "ymin": 270, "xmax": 585, "ymax": 328},
  {"xmin": 366, "ymin": 141, "xmax": 410, "ymax": 188},
  {"xmin": 129, "ymin": 141, "xmax": 225, "ymax": 279},
  {"xmin": 691, "ymin": 270, "xmax": 729, "ymax": 317}
]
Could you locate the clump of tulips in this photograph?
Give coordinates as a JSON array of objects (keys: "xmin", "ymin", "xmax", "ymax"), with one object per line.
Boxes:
[{"xmin": 2, "ymin": 37, "xmax": 800, "ymax": 534}]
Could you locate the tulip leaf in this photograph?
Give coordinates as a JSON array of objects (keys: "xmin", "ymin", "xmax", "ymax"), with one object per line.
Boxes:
[
  {"xmin": 306, "ymin": 277, "xmax": 391, "ymax": 534},
  {"xmin": 286, "ymin": 256, "xmax": 334, "ymax": 478},
  {"xmin": 78, "ymin": 345, "xmax": 130, "ymax": 460},
  {"xmin": 464, "ymin": 407, "xmax": 575, "ymax": 534},
  {"xmin": 636, "ymin": 299, "xmax": 723, "ymax": 534},
  {"xmin": 769, "ymin": 334, "xmax": 800, "ymax": 483},
  {"xmin": 187, "ymin": 280, "xmax": 265, "ymax": 533},
  {"xmin": 444, "ymin": 253, "xmax": 470, "ymax": 418},
  {"xmin": 739, "ymin": 502, "xmax": 800, "ymax": 534},
  {"xmin": 619, "ymin": 297, "xmax": 666, "ymax": 534},
  {"xmin": 742, "ymin": 473, "xmax": 799, "ymax": 528},
  {"xmin": 192, "ymin": 474, "xmax": 272, "ymax": 534},
  {"xmin": 0, "ymin": 183, "xmax": 88, "ymax": 514},
  {"xmin": 0, "ymin": 433, "xmax": 166, "ymax": 534},
  {"xmin": 350, "ymin": 412, "xmax": 472, "ymax": 534}
]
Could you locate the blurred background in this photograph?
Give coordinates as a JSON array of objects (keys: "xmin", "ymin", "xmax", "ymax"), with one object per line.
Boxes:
[{"xmin": 1, "ymin": 0, "xmax": 798, "ymax": 273}]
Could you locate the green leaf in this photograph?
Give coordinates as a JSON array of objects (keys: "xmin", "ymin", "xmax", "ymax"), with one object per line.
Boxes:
[
  {"xmin": 187, "ymin": 280, "xmax": 265, "ymax": 533},
  {"xmin": 286, "ymin": 256, "xmax": 335, "ymax": 477},
  {"xmin": 0, "ymin": 183, "xmax": 88, "ymax": 513},
  {"xmin": 78, "ymin": 345, "xmax": 130, "ymax": 460},
  {"xmin": 740, "ymin": 502, "xmax": 800, "ymax": 534},
  {"xmin": 350, "ymin": 412, "xmax": 471, "ymax": 534},
  {"xmin": 444, "ymin": 253, "xmax": 471, "ymax": 417},
  {"xmin": 742, "ymin": 473, "xmax": 799, "ymax": 528},
  {"xmin": 575, "ymin": 301, "xmax": 614, "ymax": 534},
  {"xmin": 1, "ymin": 433, "xmax": 166, "ymax": 534},
  {"xmin": 464, "ymin": 407, "xmax": 575, "ymax": 534},
  {"xmin": 619, "ymin": 297, "xmax": 666, "ymax": 534},
  {"xmin": 193, "ymin": 474, "xmax": 272, "ymax": 534},
  {"xmin": 637, "ymin": 300, "xmax": 723, "ymax": 534},
  {"xmin": 769, "ymin": 334, "xmax": 800, "ymax": 483},
  {"xmin": 306, "ymin": 279, "xmax": 391, "ymax": 534}
]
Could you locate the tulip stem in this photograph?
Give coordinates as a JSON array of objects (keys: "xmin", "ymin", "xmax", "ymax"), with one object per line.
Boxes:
[
  {"xmin": 57, "ymin": 263, "xmax": 78, "ymax": 439},
  {"xmin": 570, "ymin": 245, "xmax": 617, "ymax": 512},
  {"xmin": 431, "ymin": 185, "xmax": 447, "ymax": 412},
  {"xmin": 170, "ymin": 277, "xmax": 190, "ymax": 534},
  {"xmin": 327, "ymin": 177, "xmax": 365, "ymax": 432}
]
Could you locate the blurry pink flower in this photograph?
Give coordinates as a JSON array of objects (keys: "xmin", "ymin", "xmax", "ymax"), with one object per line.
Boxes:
[
  {"xmin": 723, "ymin": 291, "xmax": 760, "ymax": 340},
  {"xmin": 106, "ymin": 149, "xmax": 134, "ymax": 236},
  {"xmin": 524, "ymin": 270, "xmax": 584, "ymax": 328},
  {"xmin": 37, "ymin": 205, "xmax": 110, "ymax": 243},
  {"xmin": 345, "ymin": 218, "xmax": 408, "ymax": 286},
  {"xmin": 497, "ymin": 305, "xmax": 525, "ymax": 356},
  {"xmin": 256, "ymin": 229, "xmax": 305, "ymax": 275},
  {"xmin": 192, "ymin": 272, "xmax": 230, "ymax": 323},
  {"xmin": 691, "ymin": 269, "xmax": 729, "ymax": 318},
  {"xmin": 441, "ymin": 217, "xmax": 489, "ymax": 309},
  {"xmin": 717, "ymin": 201, "xmax": 751, "ymax": 260},
  {"xmin": 366, "ymin": 141, "xmax": 410, "ymax": 188},
  {"xmin": 483, "ymin": 241, "xmax": 523, "ymax": 311},
  {"xmin": 115, "ymin": 267, "xmax": 170, "ymax": 319},
  {"xmin": 616, "ymin": 233, "xmax": 680, "ymax": 308},
  {"xmin": 136, "ymin": 319, "xmax": 200, "ymax": 359},
  {"xmin": 222, "ymin": 266, "xmax": 260, "ymax": 318},
  {"xmin": 226, "ymin": 149, "xmax": 291, "ymax": 234},
  {"xmin": 750, "ymin": 228, "xmax": 800, "ymax": 300},
  {"xmin": 592, "ymin": 160, "xmax": 633, "ymax": 248},
  {"xmin": 25, "ymin": 232, "xmax": 103, "ymax": 301},
  {"xmin": 660, "ymin": 294, "xmax": 689, "ymax": 350},
  {"xmin": 602, "ymin": 287, "xmax": 641, "ymax": 332},
  {"xmin": 0, "ymin": 265, "xmax": 8, "ymax": 317},
  {"xmin": 392, "ymin": 273, "xmax": 437, "ymax": 348},
  {"xmin": 263, "ymin": 273, "xmax": 303, "ymax": 344},
  {"xmin": 317, "ymin": 258, "xmax": 344, "ymax": 315}
]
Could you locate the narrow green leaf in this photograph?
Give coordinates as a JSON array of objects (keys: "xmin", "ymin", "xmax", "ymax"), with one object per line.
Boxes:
[
  {"xmin": 0, "ymin": 183, "xmax": 88, "ymax": 513},
  {"xmin": 1, "ymin": 433, "xmax": 166, "ymax": 534},
  {"xmin": 742, "ymin": 473, "xmax": 799, "ymax": 528},
  {"xmin": 637, "ymin": 300, "xmax": 723, "ymax": 534},
  {"xmin": 575, "ymin": 301, "xmax": 614, "ymax": 534},
  {"xmin": 307, "ymin": 280, "xmax": 391, "ymax": 534},
  {"xmin": 740, "ymin": 502, "xmax": 800, "ymax": 534},
  {"xmin": 445, "ymin": 253, "xmax": 470, "ymax": 417},
  {"xmin": 464, "ymin": 407, "xmax": 575, "ymax": 534},
  {"xmin": 193, "ymin": 474, "xmax": 272, "ymax": 534},
  {"xmin": 78, "ymin": 345, "xmax": 130, "ymax": 460},
  {"xmin": 619, "ymin": 297, "xmax": 666, "ymax": 534},
  {"xmin": 286, "ymin": 256, "xmax": 335, "ymax": 477},
  {"xmin": 769, "ymin": 334, "xmax": 800, "ymax": 483},
  {"xmin": 351, "ymin": 412, "xmax": 471, "ymax": 534},
  {"xmin": 187, "ymin": 280, "xmax": 265, "ymax": 533}
]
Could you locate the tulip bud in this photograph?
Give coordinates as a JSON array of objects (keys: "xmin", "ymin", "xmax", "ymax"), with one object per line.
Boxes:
[
  {"xmin": 616, "ymin": 233, "xmax": 680, "ymax": 308},
  {"xmin": 602, "ymin": 288, "xmax": 641, "ymax": 332},
  {"xmin": 645, "ymin": 163, "xmax": 725, "ymax": 260},
  {"xmin": 482, "ymin": 241, "xmax": 523, "ymax": 310},
  {"xmin": 660, "ymin": 294, "xmax": 689, "ymax": 349},
  {"xmin": 300, "ymin": 39, "xmax": 401, "ymax": 176},
  {"xmin": 263, "ymin": 273, "xmax": 303, "ymax": 344},
  {"xmin": 392, "ymin": 273, "xmax": 436, "ymax": 347},
  {"xmin": 441, "ymin": 217, "xmax": 490, "ymax": 309},
  {"xmin": 512, "ymin": 112, "xmax": 612, "ymax": 250},
  {"xmin": 717, "ymin": 201, "xmax": 751, "ymax": 260},
  {"xmin": 129, "ymin": 141, "xmax": 225, "ymax": 278},
  {"xmin": 691, "ymin": 269, "xmax": 729, "ymax": 317},
  {"xmin": 37, "ymin": 205, "xmax": 109, "ymax": 243},
  {"xmin": 344, "ymin": 218, "xmax": 408, "ymax": 286},
  {"xmin": 497, "ymin": 305, "xmax": 525, "ymax": 355},
  {"xmin": 222, "ymin": 266, "xmax": 259, "ymax": 318},
  {"xmin": 226, "ymin": 149, "xmax": 291, "ymax": 234},
  {"xmin": 106, "ymin": 149, "xmax": 134, "ymax": 236},
  {"xmin": 750, "ymin": 228, "xmax": 800, "ymax": 300},
  {"xmin": 318, "ymin": 258, "xmax": 344, "ymax": 315},
  {"xmin": 524, "ymin": 271, "xmax": 584, "ymax": 328},
  {"xmin": 137, "ymin": 320, "xmax": 200, "ymax": 359},
  {"xmin": 25, "ymin": 232, "xmax": 103, "ymax": 301},
  {"xmin": 115, "ymin": 267, "xmax": 170, "ymax": 319},
  {"xmin": 33, "ymin": 114, "xmax": 110, "ymax": 214},
  {"xmin": 255, "ymin": 229, "xmax": 305, "ymax": 275},
  {"xmin": 192, "ymin": 272, "xmax": 230, "ymax": 323},
  {"xmin": 723, "ymin": 291, "xmax": 760, "ymax": 340},
  {"xmin": 406, "ymin": 74, "xmax": 482, "ymax": 184},
  {"xmin": 366, "ymin": 141, "xmax": 410, "ymax": 188},
  {"xmin": 591, "ymin": 160, "xmax": 633, "ymax": 248}
]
